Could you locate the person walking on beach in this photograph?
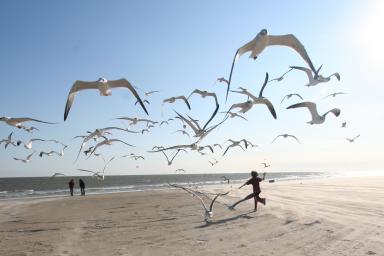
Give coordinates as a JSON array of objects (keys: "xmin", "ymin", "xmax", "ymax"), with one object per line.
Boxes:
[
  {"xmin": 68, "ymin": 179, "xmax": 75, "ymax": 196},
  {"xmin": 229, "ymin": 171, "xmax": 266, "ymax": 212},
  {"xmin": 79, "ymin": 179, "xmax": 85, "ymax": 196}
]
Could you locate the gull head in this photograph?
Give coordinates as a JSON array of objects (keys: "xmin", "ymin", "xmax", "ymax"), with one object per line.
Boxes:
[
  {"xmin": 98, "ymin": 77, "xmax": 108, "ymax": 83},
  {"xmin": 260, "ymin": 29, "xmax": 268, "ymax": 35},
  {"xmin": 0, "ymin": 117, "xmax": 9, "ymax": 121}
]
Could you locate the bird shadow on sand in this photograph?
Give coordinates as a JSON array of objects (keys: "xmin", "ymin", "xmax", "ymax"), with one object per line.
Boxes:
[{"xmin": 195, "ymin": 211, "xmax": 255, "ymax": 228}]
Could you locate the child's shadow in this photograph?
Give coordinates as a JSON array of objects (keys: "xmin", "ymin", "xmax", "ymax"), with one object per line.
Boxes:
[{"xmin": 195, "ymin": 211, "xmax": 255, "ymax": 228}]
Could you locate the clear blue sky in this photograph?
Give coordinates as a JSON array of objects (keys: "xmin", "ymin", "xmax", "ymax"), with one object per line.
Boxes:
[{"xmin": 1, "ymin": 0, "xmax": 383, "ymax": 177}]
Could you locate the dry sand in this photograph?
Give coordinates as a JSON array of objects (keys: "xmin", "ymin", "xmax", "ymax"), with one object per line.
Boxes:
[{"xmin": 0, "ymin": 176, "xmax": 383, "ymax": 256}]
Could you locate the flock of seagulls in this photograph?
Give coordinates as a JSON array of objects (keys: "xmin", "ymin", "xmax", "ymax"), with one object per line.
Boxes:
[{"xmin": 1, "ymin": 28, "xmax": 358, "ymax": 221}]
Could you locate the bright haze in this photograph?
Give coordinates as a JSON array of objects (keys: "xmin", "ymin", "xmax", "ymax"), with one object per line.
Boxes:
[{"xmin": 0, "ymin": 0, "xmax": 383, "ymax": 177}]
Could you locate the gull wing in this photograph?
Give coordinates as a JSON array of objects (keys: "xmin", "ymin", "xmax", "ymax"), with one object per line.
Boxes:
[
  {"xmin": 176, "ymin": 96, "xmax": 191, "ymax": 110},
  {"xmin": 209, "ymin": 192, "xmax": 229, "ymax": 212},
  {"xmin": 280, "ymin": 95, "xmax": 288, "ymax": 104},
  {"xmin": 78, "ymin": 169, "xmax": 97, "ymax": 174},
  {"xmin": 170, "ymin": 184, "xmax": 208, "ymax": 213},
  {"xmin": 290, "ymin": 66, "xmax": 314, "ymax": 81},
  {"xmin": 268, "ymin": 34, "xmax": 316, "ymax": 74},
  {"xmin": 254, "ymin": 98, "xmax": 277, "ymax": 119},
  {"xmin": 174, "ymin": 111, "xmax": 199, "ymax": 135},
  {"xmin": 11, "ymin": 117, "xmax": 56, "ymax": 124},
  {"xmin": 202, "ymin": 103, "xmax": 219, "ymax": 130},
  {"xmin": 109, "ymin": 139, "xmax": 135, "ymax": 147},
  {"xmin": 323, "ymin": 108, "xmax": 341, "ymax": 118},
  {"xmin": 286, "ymin": 101, "xmax": 318, "ymax": 120},
  {"xmin": 289, "ymin": 135, "xmax": 301, "ymax": 143},
  {"xmin": 64, "ymin": 80, "xmax": 98, "ymax": 121},
  {"xmin": 108, "ymin": 78, "xmax": 149, "ymax": 115},
  {"xmin": 258, "ymin": 72, "xmax": 269, "ymax": 97}
]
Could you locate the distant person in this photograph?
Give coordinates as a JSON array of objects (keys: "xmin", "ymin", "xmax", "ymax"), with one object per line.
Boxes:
[
  {"xmin": 229, "ymin": 171, "xmax": 266, "ymax": 212},
  {"xmin": 68, "ymin": 179, "xmax": 75, "ymax": 196},
  {"xmin": 79, "ymin": 179, "xmax": 85, "ymax": 196}
]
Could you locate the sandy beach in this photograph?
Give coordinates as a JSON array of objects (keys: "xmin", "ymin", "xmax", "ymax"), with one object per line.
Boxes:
[{"xmin": 0, "ymin": 176, "xmax": 383, "ymax": 256}]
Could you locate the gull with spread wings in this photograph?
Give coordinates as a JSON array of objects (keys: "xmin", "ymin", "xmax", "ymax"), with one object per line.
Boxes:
[
  {"xmin": 272, "ymin": 134, "xmax": 301, "ymax": 144},
  {"xmin": 287, "ymin": 101, "xmax": 340, "ymax": 125},
  {"xmin": 63, "ymin": 78, "xmax": 148, "ymax": 121},
  {"xmin": 290, "ymin": 66, "xmax": 340, "ymax": 87},
  {"xmin": 230, "ymin": 73, "xmax": 277, "ymax": 119},
  {"xmin": 227, "ymin": 29, "xmax": 318, "ymax": 99}
]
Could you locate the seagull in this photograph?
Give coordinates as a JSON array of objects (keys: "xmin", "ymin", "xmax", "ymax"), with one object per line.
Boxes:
[
  {"xmin": 230, "ymin": 73, "xmax": 277, "ymax": 119},
  {"xmin": 341, "ymin": 122, "xmax": 347, "ymax": 128},
  {"xmin": 268, "ymin": 68, "xmax": 293, "ymax": 82},
  {"xmin": 63, "ymin": 78, "xmax": 148, "ymax": 121},
  {"xmin": 131, "ymin": 154, "xmax": 145, "ymax": 160},
  {"xmin": 223, "ymin": 139, "xmax": 245, "ymax": 156},
  {"xmin": 145, "ymin": 90, "xmax": 159, "ymax": 96},
  {"xmin": 261, "ymin": 163, "xmax": 270, "ymax": 168},
  {"xmin": 13, "ymin": 152, "xmax": 35, "ymax": 163},
  {"xmin": 39, "ymin": 146, "xmax": 67, "ymax": 158},
  {"xmin": 0, "ymin": 116, "xmax": 55, "ymax": 129},
  {"xmin": 228, "ymin": 100, "xmax": 254, "ymax": 114},
  {"xmin": 163, "ymin": 96, "xmax": 191, "ymax": 110},
  {"xmin": 0, "ymin": 132, "xmax": 16, "ymax": 149},
  {"xmin": 161, "ymin": 148, "xmax": 187, "ymax": 166},
  {"xmin": 321, "ymin": 92, "xmax": 346, "ymax": 100},
  {"xmin": 188, "ymin": 89, "xmax": 219, "ymax": 106},
  {"xmin": 272, "ymin": 134, "xmax": 301, "ymax": 144},
  {"xmin": 173, "ymin": 129, "xmax": 191, "ymax": 138},
  {"xmin": 227, "ymin": 29, "xmax": 318, "ymax": 99},
  {"xmin": 174, "ymin": 103, "xmax": 220, "ymax": 139},
  {"xmin": 17, "ymin": 138, "xmax": 67, "ymax": 150},
  {"xmin": 220, "ymin": 111, "xmax": 247, "ymax": 121},
  {"xmin": 87, "ymin": 138, "xmax": 135, "ymax": 158},
  {"xmin": 49, "ymin": 173, "xmax": 66, "ymax": 179},
  {"xmin": 217, "ymin": 77, "xmax": 229, "ymax": 86},
  {"xmin": 160, "ymin": 120, "xmax": 169, "ymax": 126},
  {"xmin": 286, "ymin": 101, "xmax": 341, "ymax": 125},
  {"xmin": 197, "ymin": 145, "xmax": 214, "ymax": 154},
  {"xmin": 346, "ymin": 134, "xmax": 360, "ymax": 143},
  {"xmin": 212, "ymin": 144, "xmax": 222, "ymax": 150},
  {"xmin": 83, "ymin": 146, "xmax": 94, "ymax": 156},
  {"xmin": 115, "ymin": 117, "xmax": 157, "ymax": 126},
  {"xmin": 170, "ymin": 184, "xmax": 229, "ymax": 222},
  {"xmin": 280, "ymin": 93, "xmax": 304, "ymax": 104},
  {"xmin": 290, "ymin": 66, "xmax": 340, "ymax": 87},
  {"xmin": 175, "ymin": 168, "xmax": 186, "ymax": 173},
  {"xmin": 75, "ymin": 127, "xmax": 133, "ymax": 161},
  {"xmin": 24, "ymin": 126, "xmax": 40, "ymax": 133},
  {"xmin": 78, "ymin": 157, "xmax": 115, "ymax": 181},
  {"xmin": 221, "ymin": 176, "xmax": 230, "ymax": 184},
  {"xmin": 209, "ymin": 158, "xmax": 219, "ymax": 166}
]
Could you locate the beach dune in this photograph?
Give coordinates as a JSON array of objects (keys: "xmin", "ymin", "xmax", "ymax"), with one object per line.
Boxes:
[{"xmin": 0, "ymin": 176, "xmax": 383, "ymax": 256}]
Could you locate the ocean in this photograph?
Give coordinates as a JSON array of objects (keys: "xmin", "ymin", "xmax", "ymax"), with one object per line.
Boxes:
[{"xmin": 0, "ymin": 172, "xmax": 329, "ymax": 200}]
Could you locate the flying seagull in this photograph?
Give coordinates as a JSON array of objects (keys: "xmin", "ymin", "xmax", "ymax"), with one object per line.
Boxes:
[
  {"xmin": 261, "ymin": 163, "xmax": 270, "ymax": 168},
  {"xmin": 321, "ymin": 92, "xmax": 346, "ymax": 101},
  {"xmin": 220, "ymin": 111, "xmax": 247, "ymax": 121},
  {"xmin": 87, "ymin": 138, "xmax": 134, "ymax": 158},
  {"xmin": 78, "ymin": 157, "xmax": 115, "ymax": 181},
  {"xmin": 280, "ymin": 93, "xmax": 303, "ymax": 104},
  {"xmin": 346, "ymin": 134, "xmax": 360, "ymax": 143},
  {"xmin": 268, "ymin": 68, "xmax": 293, "ymax": 82},
  {"xmin": 272, "ymin": 134, "xmax": 301, "ymax": 144},
  {"xmin": 170, "ymin": 183, "xmax": 229, "ymax": 222},
  {"xmin": 188, "ymin": 89, "xmax": 219, "ymax": 106},
  {"xmin": 0, "ymin": 132, "xmax": 16, "ymax": 149},
  {"xmin": 163, "ymin": 96, "xmax": 191, "ymax": 110},
  {"xmin": 286, "ymin": 101, "xmax": 340, "ymax": 125},
  {"xmin": 13, "ymin": 152, "xmax": 35, "ymax": 163},
  {"xmin": 0, "ymin": 116, "xmax": 55, "ymax": 129},
  {"xmin": 63, "ymin": 78, "xmax": 148, "ymax": 121},
  {"xmin": 161, "ymin": 148, "xmax": 187, "ymax": 166},
  {"xmin": 227, "ymin": 29, "xmax": 318, "ymax": 99},
  {"xmin": 290, "ymin": 66, "xmax": 340, "ymax": 87},
  {"xmin": 230, "ymin": 73, "xmax": 277, "ymax": 119}
]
